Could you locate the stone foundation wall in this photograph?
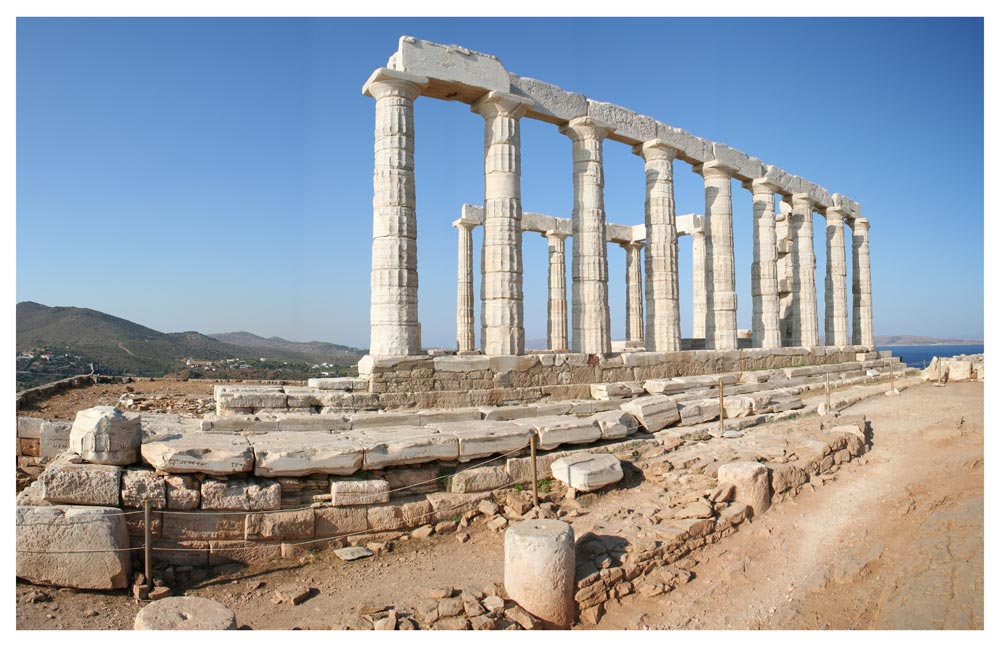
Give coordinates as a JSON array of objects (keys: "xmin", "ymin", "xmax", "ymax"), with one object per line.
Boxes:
[{"xmin": 357, "ymin": 346, "xmax": 873, "ymax": 410}]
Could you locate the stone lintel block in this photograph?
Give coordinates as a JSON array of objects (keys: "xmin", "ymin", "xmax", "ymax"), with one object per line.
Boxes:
[
  {"xmin": 620, "ymin": 395, "xmax": 680, "ymax": 432},
  {"xmin": 315, "ymin": 505, "xmax": 370, "ymax": 538},
  {"xmin": 40, "ymin": 421, "xmax": 72, "ymax": 458},
  {"xmin": 654, "ymin": 123, "xmax": 713, "ymax": 163},
  {"xmin": 160, "ymin": 513, "xmax": 246, "ymax": 542},
  {"xmin": 330, "ymin": 478, "xmax": 391, "ymax": 506},
  {"xmin": 349, "ymin": 412, "xmax": 423, "ymax": 429},
  {"xmin": 418, "ymin": 409, "xmax": 482, "ymax": 425},
  {"xmin": 588, "ymin": 410, "xmax": 639, "ymax": 440},
  {"xmin": 510, "ymin": 415, "xmax": 601, "ymax": 451},
  {"xmin": 351, "ymin": 426, "xmax": 459, "ymax": 469},
  {"xmin": 433, "ymin": 355, "xmax": 491, "ymax": 372},
  {"xmin": 590, "ymin": 382, "xmax": 633, "ymax": 400},
  {"xmin": 276, "ymin": 415, "xmax": 352, "ymax": 432},
  {"xmin": 249, "ymin": 431, "xmax": 363, "ymax": 477},
  {"xmin": 510, "ymin": 74, "xmax": 588, "ymax": 124},
  {"xmin": 121, "ymin": 468, "xmax": 167, "ymax": 509},
  {"xmin": 307, "ymin": 377, "xmax": 369, "ymax": 392},
  {"xmin": 587, "ymin": 99, "xmax": 657, "ymax": 144},
  {"xmin": 711, "ymin": 142, "xmax": 764, "ymax": 180},
  {"xmin": 141, "ymin": 433, "xmax": 254, "ymax": 476},
  {"xmin": 387, "ymin": 36, "xmax": 507, "ymax": 96},
  {"xmin": 450, "ymin": 465, "xmax": 512, "ymax": 493},
  {"xmin": 17, "ymin": 417, "xmax": 45, "ymax": 439},
  {"xmin": 489, "ymin": 355, "xmax": 541, "ymax": 372},
  {"xmin": 479, "ymin": 405, "xmax": 538, "ymax": 421},
  {"xmin": 427, "ymin": 420, "xmax": 532, "ymax": 461}
]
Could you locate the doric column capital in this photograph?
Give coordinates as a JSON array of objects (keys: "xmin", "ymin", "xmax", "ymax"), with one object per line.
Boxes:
[
  {"xmin": 559, "ymin": 115, "xmax": 615, "ymax": 142},
  {"xmin": 744, "ymin": 177, "xmax": 781, "ymax": 196},
  {"xmin": 619, "ymin": 240, "xmax": 644, "ymax": 251},
  {"xmin": 543, "ymin": 229, "xmax": 570, "ymax": 242},
  {"xmin": 362, "ymin": 68, "xmax": 429, "ymax": 100},
  {"xmin": 632, "ymin": 138, "xmax": 681, "ymax": 161},
  {"xmin": 790, "ymin": 192, "xmax": 815, "ymax": 211},
  {"xmin": 852, "ymin": 217, "xmax": 870, "ymax": 232},
  {"xmin": 471, "ymin": 91, "xmax": 533, "ymax": 120},
  {"xmin": 692, "ymin": 159, "xmax": 735, "ymax": 180},
  {"xmin": 452, "ymin": 218, "xmax": 478, "ymax": 231},
  {"xmin": 824, "ymin": 206, "xmax": 848, "ymax": 224}
]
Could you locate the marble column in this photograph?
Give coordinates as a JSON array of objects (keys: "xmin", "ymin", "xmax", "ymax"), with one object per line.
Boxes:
[
  {"xmin": 824, "ymin": 207, "xmax": 850, "ymax": 347},
  {"xmin": 746, "ymin": 179, "xmax": 782, "ymax": 349},
  {"xmin": 789, "ymin": 193, "xmax": 819, "ymax": 347},
  {"xmin": 545, "ymin": 231, "xmax": 570, "ymax": 352},
  {"xmin": 453, "ymin": 220, "xmax": 476, "ymax": 353},
  {"xmin": 623, "ymin": 241, "xmax": 645, "ymax": 345},
  {"xmin": 560, "ymin": 116, "xmax": 615, "ymax": 355},
  {"xmin": 363, "ymin": 68, "xmax": 428, "ymax": 357},
  {"xmin": 472, "ymin": 92, "xmax": 532, "ymax": 356},
  {"xmin": 852, "ymin": 217, "xmax": 874, "ymax": 347},
  {"xmin": 693, "ymin": 161, "xmax": 738, "ymax": 350},
  {"xmin": 633, "ymin": 140, "xmax": 681, "ymax": 352},
  {"xmin": 691, "ymin": 230, "xmax": 707, "ymax": 340}
]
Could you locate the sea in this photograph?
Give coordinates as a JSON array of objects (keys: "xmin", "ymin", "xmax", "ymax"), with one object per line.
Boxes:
[{"xmin": 877, "ymin": 344, "xmax": 985, "ymax": 370}]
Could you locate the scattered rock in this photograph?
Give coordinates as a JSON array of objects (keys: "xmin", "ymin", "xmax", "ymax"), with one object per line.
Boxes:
[
  {"xmin": 411, "ymin": 524, "xmax": 434, "ymax": 540},
  {"xmin": 147, "ymin": 587, "xmax": 172, "ymax": 601},
  {"xmin": 429, "ymin": 587, "xmax": 454, "ymax": 599},
  {"xmin": 334, "ymin": 546, "xmax": 373, "ymax": 561},
  {"xmin": 504, "ymin": 603, "xmax": 540, "ymax": 630},
  {"xmin": 438, "ymin": 596, "xmax": 464, "ymax": 618},
  {"xmin": 373, "ymin": 609, "xmax": 397, "ymax": 630},
  {"xmin": 482, "ymin": 595, "xmax": 505, "ymax": 613},
  {"xmin": 456, "ymin": 532, "xmax": 470, "ymax": 543},
  {"xmin": 488, "ymin": 516, "xmax": 509, "ymax": 532},
  {"xmin": 435, "ymin": 616, "xmax": 469, "ymax": 630},
  {"xmin": 469, "ymin": 614, "xmax": 498, "ymax": 630},
  {"xmin": 274, "ymin": 585, "xmax": 311, "ymax": 605}
]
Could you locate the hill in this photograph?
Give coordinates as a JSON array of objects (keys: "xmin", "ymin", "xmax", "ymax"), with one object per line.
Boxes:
[
  {"xmin": 874, "ymin": 335, "xmax": 983, "ymax": 346},
  {"xmin": 208, "ymin": 331, "xmax": 364, "ymax": 365},
  {"xmin": 16, "ymin": 302, "xmax": 366, "ymax": 389}
]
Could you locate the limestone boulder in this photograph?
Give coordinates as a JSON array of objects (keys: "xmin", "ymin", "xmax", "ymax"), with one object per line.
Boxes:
[
  {"xmin": 450, "ymin": 466, "xmax": 512, "ymax": 493},
  {"xmin": 351, "ymin": 426, "xmax": 459, "ymax": 469},
  {"xmin": 677, "ymin": 399, "xmax": 719, "ymax": 426},
  {"xmin": 588, "ymin": 410, "xmax": 639, "ymax": 440},
  {"xmin": 17, "ymin": 505, "xmax": 130, "ymax": 589},
  {"xmin": 589, "ymin": 382, "xmax": 632, "ymax": 400},
  {"xmin": 68, "ymin": 406, "xmax": 142, "ymax": 465},
  {"xmin": 248, "ymin": 431, "xmax": 363, "ymax": 477},
  {"xmin": 426, "ymin": 420, "xmax": 532, "ymax": 461},
  {"xmin": 511, "ymin": 416, "xmax": 601, "ymax": 451},
  {"xmin": 550, "ymin": 453, "xmax": 623, "ymax": 492},
  {"xmin": 40, "ymin": 462, "xmax": 121, "ymax": 506},
  {"xmin": 716, "ymin": 461, "xmax": 771, "ymax": 516},
  {"xmin": 943, "ymin": 357, "xmax": 974, "ymax": 381},
  {"xmin": 621, "ymin": 395, "xmax": 680, "ymax": 432},
  {"xmin": 134, "ymin": 596, "xmax": 237, "ymax": 630},
  {"xmin": 141, "ymin": 433, "xmax": 254, "ymax": 476}
]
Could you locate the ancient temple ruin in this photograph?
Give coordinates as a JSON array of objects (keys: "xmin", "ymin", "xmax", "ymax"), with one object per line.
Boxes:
[{"xmin": 362, "ymin": 36, "xmax": 873, "ymax": 369}]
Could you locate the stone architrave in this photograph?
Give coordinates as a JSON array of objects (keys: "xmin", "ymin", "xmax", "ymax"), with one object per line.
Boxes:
[
  {"xmin": 623, "ymin": 241, "xmax": 644, "ymax": 344},
  {"xmin": 472, "ymin": 91, "xmax": 532, "ymax": 356},
  {"xmin": 691, "ymin": 229, "xmax": 708, "ymax": 340},
  {"xmin": 634, "ymin": 139, "xmax": 681, "ymax": 352},
  {"xmin": 560, "ymin": 116, "xmax": 615, "ymax": 355},
  {"xmin": 694, "ymin": 161, "xmax": 738, "ymax": 350},
  {"xmin": 789, "ymin": 193, "xmax": 819, "ymax": 347},
  {"xmin": 747, "ymin": 179, "xmax": 782, "ymax": 349},
  {"xmin": 824, "ymin": 206, "xmax": 850, "ymax": 346},
  {"xmin": 363, "ymin": 67, "xmax": 429, "ymax": 357},
  {"xmin": 545, "ymin": 231, "xmax": 570, "ymax": 351},
  {"xmin": 453, "ymin": 220, "xmax": 477, "ymax": 352},
  {"xmin": 851, "ymin": 217, "xmax": 874, "ymax": 347}
]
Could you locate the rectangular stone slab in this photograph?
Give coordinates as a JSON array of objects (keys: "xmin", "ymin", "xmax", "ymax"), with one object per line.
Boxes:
[
  {"xmin": 40, "ymin": 462, "xmax": 122, "ymax": 506},
  {"xmin": 141, "ymin": 433, "xmax": 254, "ymax": 476},
  {"xmin": 349, "ymin": 426, "xmax": 459, "ymax": 469},
  {"xmin": 248, "ymin": 431, "xmax": 363, "ymax": 477},
  {"xmin": 425, "ymin": 420, "xmax": 533, "ymax": 461},
  {"xmin": 510, "ymin": 415, "xmax": 602, "ymax": 451}
]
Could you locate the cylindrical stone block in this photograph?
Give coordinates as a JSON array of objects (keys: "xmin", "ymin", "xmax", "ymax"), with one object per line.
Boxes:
[
  {"xmin": 134, "ymin": 596, "xmax": 237, "ymax": 630},
  {"xmin": 696, "ymin": 162, "xmax": 738, "ymax": 350},
  {"xmin": 789, "ymin": 193, "xmax": 819, "ymax": 348},
  {"xmin": 455, "ymin": 221, "xmax": 476, "ymax": 352},
  {"xmin": 504, "ymin": 519, "xmax": 576, "ymax": 628},
  {"xmin": 717, "ymin": 461, "xmax": 771, "ymax": 516},
  {"xmin": 824, "ymin": 208, "xmax": 850, "ymax": 347},
  {"xmin": 546, "ymin": 231, "xmax": 569, "ymax": 351},
  {"xmin": 748, "ymin": 179, "xmax": 782, "ymax": 349},
  {"xmin": 852, "ymin": 217, "xmax": 874, "ymax": 348}
]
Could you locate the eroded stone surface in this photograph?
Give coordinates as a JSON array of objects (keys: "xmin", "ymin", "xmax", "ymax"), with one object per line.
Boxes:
[
  {"xmin": 249, "ymin": 432, "xmax": 363, "ymax": 477},
  {"xmin": 426, "ymin": 420, "xmax": 532, "ymax": 461},
  {"xmin": 134, "ymin": 596, "xmax": 237, "ymax": 630},
  {"xmin": 68, "ymin": 406, "xmax": 142, "ymax": 466},
  {"xmin": 141, "ymin": 433, "xmax": 254, "ymax": 476},
  {"xmin": 550, "ymin": 453, "xmax": 623, "ymax": 492},
  {"xmin": 40, "ymin": 462, "xmax": 121, "ymax": 506},
  {"xmin": 511, "ymin": 415, "xmax": 601, "ymax": 451}
]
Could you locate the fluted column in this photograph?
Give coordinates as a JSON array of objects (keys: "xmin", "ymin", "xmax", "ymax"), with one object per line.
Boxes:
[
  {"xmin": 633, "ymin": 140, "xmax": 681, "ymax": 351},
  {"xmin": 852, "ymin": 217, "xmax": 874, "ymax": 347},
  {"xmin": 545, "ymin": 231, "xmax": 570, "ymax": 352},
  {"xmin": 363, "ymin": 68, "xmax": 428, "ymax": 357},
  {"xmin": 691, "ymin": 230, "xmax": 707, "ymax": 340},
  {"xmin": 623, "ymin": 241, "xmax": 645, "ymax": 345},
  {"xmin": 454, "ymin": 220, "xmax": 476, "ymax": 352},
  {"xmin": 746, "ymin": 179, "xmax": 781, "ymax": 349},
  {"xmin": 824, "ymin": 207, "xmax": 850, "ymax": 346},
  {"xmin": 472, "ymin": 92, "xmax": 532, "ymax": 356},
  {"xmin": 693, "ymin": 161, "xmax": 738, "ymax": 350},
  {"xmin": 789, "ymin": 193, "xmax": 819, "ymax": 347},
  {"xmin": 560, "ymin": 116, "xmax": 615, "ymax": 355}
]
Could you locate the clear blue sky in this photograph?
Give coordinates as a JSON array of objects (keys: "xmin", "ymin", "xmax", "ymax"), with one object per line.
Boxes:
[{"xmin": 16, "ymin": 17, "xmax": 984, "ymax": 348}]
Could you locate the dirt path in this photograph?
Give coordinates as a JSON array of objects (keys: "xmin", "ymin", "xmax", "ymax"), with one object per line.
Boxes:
[
  {"xmin": 596, "ymin": 381, "xmax": 984, "ymax": 630},
  {"xmin": 15, "ymin": 381, "xmax": 983, "ymax": 630}
]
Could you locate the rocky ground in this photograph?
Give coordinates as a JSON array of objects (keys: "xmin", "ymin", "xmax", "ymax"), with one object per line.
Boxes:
[
  {"xmin": 17, "ymin": 379, "xmax": 216, "ymax": 421},
  {"xmin": 15, "ymin": 380, "xmax": 983, "ymax": 630}
]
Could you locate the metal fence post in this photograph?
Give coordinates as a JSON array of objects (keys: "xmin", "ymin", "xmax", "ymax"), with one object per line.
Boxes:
[
  {"xmin": 144, "ymin": 499, "xmax": 152, "ymax": 585},
  {"xmin": 718, "ymin": 378, "xmax": 725, "ymax": 433},
  {"xmin": 529, "ymin": 433, "xmax": 539, "ymax": 508}
]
